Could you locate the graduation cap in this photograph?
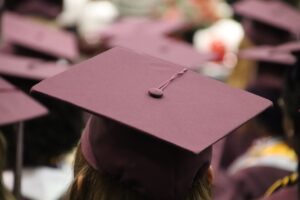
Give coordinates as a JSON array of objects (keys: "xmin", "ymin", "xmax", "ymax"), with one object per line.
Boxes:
[
  {"xmin": 1, "ymin": 12, "xmax": 79, "ymax": 61},
  {"xmin": 107, "ymin": 34, "xmax": 215, "ymax": 69},
  {"xmin": 101, "ymin": 17, "xmax": 189, "ymax": 39},
  {"xmin": 0, "ymin": 77, "xmax": 47, "ymax": 199},
  {"xmin": 239, "ymin": 46, "xmax": 297, "ymax": 65},
  {"xmin": 31, "ymin": 47, "xmax": 271, "ymax": 200},
  {"xmin": 0, "ymin": 53, "xmax": 70, "ymax": 80},
  {"xmin": 233, "ymin": 0, "xmax": 300, "ymax": 37},
  {"xmin": 0, "ymin": 78, "xmax": 47, "ymax": 126},
  {"xmin": 276, "ymin": 41, "xmax": 300, "ymax": 55}
]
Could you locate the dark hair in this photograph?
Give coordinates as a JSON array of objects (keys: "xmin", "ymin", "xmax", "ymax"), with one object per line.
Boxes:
[
  {"xmin": 1, "ymin": 76, "xmax": 83, "ymax": 168},
  {"xmin": 12, "ymin": 45, "xmax": 58, "ymax": 61},
  {"xmin": 283, "ymin": 58, "xmax": 300, "ymax": 152},
  {"xmin": 2, "ymin": 97, "xmax": 83, "ymax": 168},
  {"xmin": 257, "ymin": 62, "xmax": 290, "ymax": 79},
  {"xmin": 283, "ymin": 55, "xmax": 300, "ymax": 196},
  {"xmin": 242, "ymin": 18, "xmax": 293, "ymax": 45},
  {"xmin": 247, "ymin": 85, "xmax": 284, "ymax": 136}
]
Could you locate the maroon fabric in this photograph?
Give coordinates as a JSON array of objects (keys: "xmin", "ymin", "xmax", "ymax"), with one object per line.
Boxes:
[
  {"xmin": 261, "ymin": 185, "xmax": 299, "ymax": 200},
  {"xmin": 101, "ymin": 18, "xmax": 205, "ymax": 68},
  {"xmin": 213, "ymin": 166, "xmax": 291, "ymax": 200},
  {"xmin": 108, "ymin": 34, "xmax": 215, "ymax": 68},
  {"xmin": 0, "ymin": 78, "xmax": 47, "ymax": 126},
  {"xmin": 0, "ymin": 44, "xmax": 14, "ymax": 54},
  {"xmin": 2, "ymin": 12, "xmax": 79, "ymax": 61},
  {"xmin": 239, "ymin": 46, "xmax": 296, "ymax": 65},
  {"xmin": 101, "ymin": 17, "xmax": 189, "ymax": 39},
  {"xmin": 233, "ymin": 0, "xmax": 300, "ymax": 36},
  {"xmin": 277, "ymin": 41, "xmax": 300, "ymax": 53},
  {"xmin": 218, "ymin": 128, "xmax": 259, "ymax": 170},
  {"xmin": 0, "ymin": 53, "xmax": 70, "ymax": 80},
  {"xmin": 212, "ymin": 139, "xmax": 226, "ymax": 170},
  {"xmin": 32, "ymin": 47, "xmax": 271, "ymax": 153},
  {"xmin": 31, "ymin": 47, "xmax": 272, "ymax": 200},
  {"xmin": 81, "ymin": 115, "xmax": 212, "ymax": 200}
]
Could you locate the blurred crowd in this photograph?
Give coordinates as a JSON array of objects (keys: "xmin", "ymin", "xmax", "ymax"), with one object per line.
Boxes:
[{"xmin": 0, "ymin": 0, "xmax": 300, "ymax": 200}]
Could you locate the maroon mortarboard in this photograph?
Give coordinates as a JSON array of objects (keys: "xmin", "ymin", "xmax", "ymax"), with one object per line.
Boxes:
[
  {"xmin": 101, "ymin": 17, "xmax": 188, "ymax": 39},
  {"xmin": 0, "ymin": 78, "xmax": 47, "ymax": 126},
  {"xmin": 31, "ymin": 47, "xmax": 271, "ymax": 200},
  {"xmin": 276, "ymin": 41, "xmax": 300, "ymax": 54},
  {"xmin": 239, "ymin": 46, "xmax": 297, "ymax": 65},
  {"xmin": 1, "ymin": 12, "xmax": 79, "ymax": 61},
  {"xmin": 108, "ymin": 34, "xmax": 215, "ymax": 68},
  {"xmin": 0, "ymin": 53, "xmax": 70, "ymax": 80},
  {"xmin": 233, "ymin": 0, "xmax": 300, "ymax": 36},
  {"xmin": 0, "ymin": 77, "xmax": 47, "ymax": 199}
]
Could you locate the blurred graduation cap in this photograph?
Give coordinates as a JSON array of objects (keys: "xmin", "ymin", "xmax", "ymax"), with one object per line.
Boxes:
[
  {"xmin": 238, "ymin": 45, "xmax": 297, "ymax": 88},
  {"xmin": 32, "ymin": 47, "xmax": 271, "ymax": 200},
  {"xmin": 101, "ymin": 17, "xmax": 189, "ymax": 40},
  {"xmin": 276, "ymin": 41, "xmax": 300, "ymax": 56},
  {"xmin": 0, "ymin": 53, "xmax": 70, "ymax": 80},
  {"xmin": 0, "ymin": 77, "xmax": 47, "ymax": 200},
  {"xmin": 239, "ymin": 46, "xmax": 297, "ymax": 65},
  {"xmin": 0, "ymin": 78, "xmax": 47, "ymax": 126},
  {"xmin": 107, "ymin": 34, "xmax": 215, "ymax": 69},
  {"xmin": 233, "ymin": 0, "xmax": 300, "ymax": 38},
  {"xmin": 1, "ymin": 12, "xmax": 79, "ymax": 61}
]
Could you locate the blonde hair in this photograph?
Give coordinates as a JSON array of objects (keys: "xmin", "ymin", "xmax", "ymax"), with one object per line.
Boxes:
[{"xmin": 65, "ymin": 146, "xmax": 211, "ymax": 200}]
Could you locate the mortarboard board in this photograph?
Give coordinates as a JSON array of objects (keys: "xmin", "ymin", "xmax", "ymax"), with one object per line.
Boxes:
[
  {"xmin": 0, "ymin": 53, "xmax": 70, "ymax": 81},
  {"xmin": 1, "ymin": 12, "xmax": 79, "ymax": 61},
  {"xmin": 0, "ymin": 77, "xmax": 47, "ymax": 126},
  {"xmin": 233, "ymin": 0, "xmax": 300, "ymax": 37},
  {"xmin": 239, "ymin": 46, "xmax": 297, "ymax": 65},
  {"xmin": 31, "ymin": 47, "xmax": 271, "ymax": 200},
  {"xmin": 107, "ymin": 34, "xmax": 215, "ymax": 68},
  {"xmin": 276, "ymin": 41, "xmax": 300, "ymax": 55},
  {"xmin": 101, "ymin": 17, "xmax": 188, "ymax": 40}
]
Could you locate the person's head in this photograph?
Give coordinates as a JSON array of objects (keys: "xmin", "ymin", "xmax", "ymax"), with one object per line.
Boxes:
[
  {"xmin": 233, "ymin": 0, "xmax": 299, "ymax": 46},
  {"xmin": 256, "ymin": 61, "xmax": 290, "ymax": 80},
  {"xmin": 67, "ymin": 145, "xmax": 213, "ymax": 200},
  {"xmin": 281, "ymin": 55, "xmax": 300, "ymax": 195},
  {"xmin": 247, "ymin": 85, "xmax": 284, "ymax": 137},
  {"xmin": 1, "ymin": 97, "xmax": 83, "ymax": 168},
  {"xmin": 30, "ymin": 47, "xmax": 272, "ymax": 200},
  {"xmin": 66, "ymin": 115, "xmax": 213, "ymax": 200},
  {"xmin": 282, "ymin": 60, "xmax": 300, "ymax": 157},
  {"xmin": 242, "ymin": 18, "xmax": 292, "ymax": 45}
]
